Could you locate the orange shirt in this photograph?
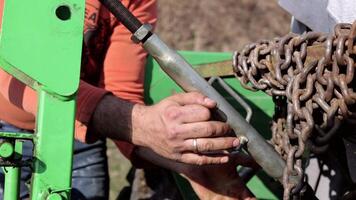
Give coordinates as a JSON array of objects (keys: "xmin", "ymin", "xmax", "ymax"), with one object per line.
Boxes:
[{"xmin": 0, "ymin": 0, "xmax": 157, "ymax": 160}]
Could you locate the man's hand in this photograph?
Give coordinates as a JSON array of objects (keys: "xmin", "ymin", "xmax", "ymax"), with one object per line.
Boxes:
[
  {"xmin": 90, "ymin": 92, "xmax": 238, "ymax": 165},
  {"xmin": 180, "ymin": 153, "xmax": 258, "ymax": 200},
  {"xmin": 132, "ymin": 92, "xmax": 240, "ymax": 165}
]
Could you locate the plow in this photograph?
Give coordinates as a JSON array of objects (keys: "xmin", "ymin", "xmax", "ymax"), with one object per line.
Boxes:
[{"xmin": 0, "ymin": 0, "xmax": 356, "ymax": 199}]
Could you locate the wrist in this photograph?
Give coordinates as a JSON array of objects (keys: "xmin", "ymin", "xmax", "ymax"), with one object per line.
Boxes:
[{"xmin": 131, "ymin": 103, "xmax": 148, "ymax": 146}]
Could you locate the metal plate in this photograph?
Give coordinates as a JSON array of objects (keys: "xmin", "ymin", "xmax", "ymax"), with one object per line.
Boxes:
[{"xmin": 0, "ymin": 0, "xmax": 85, "ymax": 96}]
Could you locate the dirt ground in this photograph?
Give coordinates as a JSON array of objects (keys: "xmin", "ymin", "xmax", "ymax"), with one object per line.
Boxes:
[{"xmin": 108, "ymin": 0, "xmax": 291, "ymax": 199}]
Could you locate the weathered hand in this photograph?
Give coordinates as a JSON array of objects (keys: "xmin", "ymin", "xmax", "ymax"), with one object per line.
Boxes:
[
  {"xmin": 180, "ymin": 153, "xmax": 259, "ymax": 200},
  {"xmin": 132, "ymin": 92, "xmax": 240, "ymax": 165}
]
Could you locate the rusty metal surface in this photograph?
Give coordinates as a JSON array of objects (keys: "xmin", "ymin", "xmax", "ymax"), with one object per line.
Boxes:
[{"xmin": 233, "ymin": 22, "xmax": 356, "ymax": 199}]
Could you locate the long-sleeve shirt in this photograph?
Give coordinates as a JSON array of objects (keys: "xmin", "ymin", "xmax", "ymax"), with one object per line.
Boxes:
[{"xmin": 0, "ymin": 0, "xmax": 157, "ymax": 160}]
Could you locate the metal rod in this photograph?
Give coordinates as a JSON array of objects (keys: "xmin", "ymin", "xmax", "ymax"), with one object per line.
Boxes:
[
  {"xmin": 3, "ymin": 167, "xmax": 20, "ymax": 200},
  {"xmin": 99, "ymin": 0, "xmax": 142, "ymax": 33},
  {"xmin": 3, "ymin": 141, "xmax": 22, "ymax": 200},
  {"xmin": 0, "ymin": 132, "xmax": 34, "ymax": 140}
]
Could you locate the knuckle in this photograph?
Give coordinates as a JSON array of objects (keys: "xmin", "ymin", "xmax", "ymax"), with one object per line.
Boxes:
[
  {"xmin": 214, "ymin": 158, "xmax": 222, "ymax": 164},
  {"xmin": 215, "ymin": 123, "xmax": 230, "ymax": 136},
  {"xmin": 200, "ymin": 107, "xmax": 211, "ymax": 120},
  {"xmin": 217, "ymin": 124, "xmax": 226, "ymax": 136},
  {"xmin": 167, "ymin": 126, "xmax": 180, "ymax": 140},
  {"xmin": 224, "ymin": 123, "xmax": 231, "ymax": 133},
  {"xmin": 208, "ymin": 123, "xmax": 218, "ymax": 137},
  {"xmin": 201, "ymin": 141, "xmax": 214, "ymax": 151},
  {"xmin": 164, "ymin": 107, "xmax": 181, "ymax": 121},
  {"xmin": 172, "ymin": 142, "xmax": 185, "ymax": 153},
  {"xmin": 196, "ymin": 157, "xmax": 206, "ymax": 166},
  {"xmin": 203, "ymin": 124, "xmax": 213, "ymax": 136}
]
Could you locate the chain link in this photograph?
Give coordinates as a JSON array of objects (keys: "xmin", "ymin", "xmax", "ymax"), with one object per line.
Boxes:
[{"xmin": 233, "ymin": 21, "xmax": 356, "ymax": 199}]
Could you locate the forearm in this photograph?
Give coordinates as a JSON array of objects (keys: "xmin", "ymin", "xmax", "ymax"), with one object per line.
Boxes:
[
  {"xmin": 88, "ymin": 94, "xmax": 143, "ymax": 143},
  {"xmin": 88, "ymin": 92, "xmax": 239, "ymax": 165}
]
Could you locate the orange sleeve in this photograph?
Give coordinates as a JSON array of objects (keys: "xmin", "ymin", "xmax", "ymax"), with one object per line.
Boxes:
[
  {"xmin": 0, "ymin": 69, "xmax": 38, "ymax": 130},
  {"xmin": 100, "ymin": 0, "xmax": 157, "ymax": 162}
]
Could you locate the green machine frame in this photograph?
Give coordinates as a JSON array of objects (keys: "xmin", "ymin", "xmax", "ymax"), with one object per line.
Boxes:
[{"xmin": 0, "ymin": 0, "xmax": 85, "ymax": 199}]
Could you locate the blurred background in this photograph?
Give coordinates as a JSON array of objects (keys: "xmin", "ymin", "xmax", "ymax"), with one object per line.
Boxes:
[{"xmin": 108, "ymin": 0, "xmax": 291, "ymax": 199}]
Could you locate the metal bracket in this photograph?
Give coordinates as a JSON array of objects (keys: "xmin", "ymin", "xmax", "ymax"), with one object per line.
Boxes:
[{"xmin": 208, "ymin": 76, "xmax": 252, "ymax": 122}]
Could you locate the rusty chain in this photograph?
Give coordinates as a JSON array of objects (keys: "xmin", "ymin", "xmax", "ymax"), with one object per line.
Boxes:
[{"xmin": 233, "ymin": 21, "xmax": 356, "ymax": 199}]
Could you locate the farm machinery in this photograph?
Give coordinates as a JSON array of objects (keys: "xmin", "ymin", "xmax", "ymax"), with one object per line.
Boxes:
[{"xmin": 1, "ymin": 0, "xmax": 356, "ymax": 199}]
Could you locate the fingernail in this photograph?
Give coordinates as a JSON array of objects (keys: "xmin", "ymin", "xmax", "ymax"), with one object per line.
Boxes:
[
  {"xmin": 233, "ymin": 139, "xmax": 240, "ymax": 147},
  {"xmin": 220, "ymin": 157, "xmax": 229, "ymax": 163},
  {"xmin": 204, "ymin": 97, "xmax": 215, "ymax": 105}
]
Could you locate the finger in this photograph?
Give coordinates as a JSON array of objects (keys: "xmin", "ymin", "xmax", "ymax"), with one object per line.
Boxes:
[
  {"xmin": 176, "ymin": 121, "xmax": 231, "ymax": 138},
  {"xmin": 179, "ymin": 153, "xmax": 229, "ymax": 165},
  {"xmin": 184, "ymin": 137, "xmax": 240, "ymax": 152},
  {"xmin": 168, "ymin": 92, "xmax": 216, "ymax": 108},
  {"xmin": 166, "ymin": 104, "xmax": 211, "ymax": 123}
]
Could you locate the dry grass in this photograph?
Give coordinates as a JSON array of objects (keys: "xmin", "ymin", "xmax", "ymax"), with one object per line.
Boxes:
[{"xmin": 156, "ymin": 0, "xmax": 291, "ymax": 51}]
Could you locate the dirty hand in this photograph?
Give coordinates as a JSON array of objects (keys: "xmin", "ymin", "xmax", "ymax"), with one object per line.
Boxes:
[{"xmin": 132, "ymin": 92, "xmax": 240, "ymax": 165}]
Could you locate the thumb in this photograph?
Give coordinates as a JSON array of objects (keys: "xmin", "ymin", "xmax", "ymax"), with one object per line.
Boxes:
[{"xmin": 168, "ymin": 92, "xmax": 216, "ymax": 108}]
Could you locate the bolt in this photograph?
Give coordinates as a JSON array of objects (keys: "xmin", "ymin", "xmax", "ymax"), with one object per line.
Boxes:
[
  {"xmin": 239, "ymin": 136, "xmax": 249, "ymax": 146},
  {"xmin": 0, "ymin": 142, "xmax": 14, "ymax": 158}
]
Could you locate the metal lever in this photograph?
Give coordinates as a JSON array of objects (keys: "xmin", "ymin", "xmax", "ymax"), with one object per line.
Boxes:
[{"xmin": 208, "ymin": 76, "xmax": 252, "ymax": 123}]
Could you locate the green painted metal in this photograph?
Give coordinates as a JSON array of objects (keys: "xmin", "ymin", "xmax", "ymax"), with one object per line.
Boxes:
[
  {"xmin": 0, "ymin": 0, "xmax": 84, "ymax": 97},
  {"xmin": 0, "ymin": 142, "xmax": 14, "ymax": 159},
  {"xmin": 0, "ymin": 132, "xmax": 34, "ymax": 140},
  {"xmin": 30, "ymin": 90, "xmax": 76, "ymax": 199},
  {"xmin": 3, "ymin": 141, "xmax": 23, "ymax": 200},
  {"xmin": 47, "ymin": 193, "xmax": 64, "ymax": 200},
  {"xmin": 144, "ymin": 51, "xmax": 281, "ymax": 200},
  {"xmin": 0, "ymin": 0, "xmax": 84, "ymax": 199}
]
